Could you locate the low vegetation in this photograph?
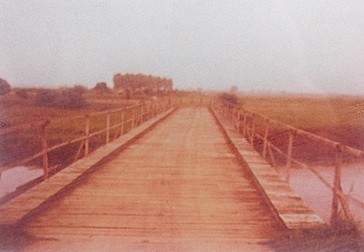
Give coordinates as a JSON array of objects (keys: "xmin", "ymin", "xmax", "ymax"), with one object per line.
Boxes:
[
  {"xmin": 35, "ymin": 87, "xmax": 87, "ymax": 108},
  {"xmin": 0, "ymin": 87, "xmax": 138, "ymax": 168},
  {"xmin": 237, "ymin": 93, "xmax": 364, "ymax": 165},
  {"xmin": 270, "ymin": 230, "xmax": 363, "ymax": 251},
  {"xmin": 218, "ymin": 92, "xmax": 239, "ymax": 107},
  {"xmin": 240, "ymin": 94, "xmax": 364, "ymax": 148}
]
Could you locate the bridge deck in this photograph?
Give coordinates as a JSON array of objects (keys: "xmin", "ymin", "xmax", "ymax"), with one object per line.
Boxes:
[{"xmin": 21, "ymin": 108, "xmax": 281, "ymax": 251}]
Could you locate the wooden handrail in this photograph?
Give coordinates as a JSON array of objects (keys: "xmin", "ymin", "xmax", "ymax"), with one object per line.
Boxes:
[
  {"xmin": 214, "ymin": 99, "xmax": 364, "ymax": 227},
  {"xmin": 218, "ymin": 100, "xmax": 364, "ymax": 157},
  {"xmin": 0, "ymin": 99, "xmax": 171, "ymax": 177},
  {"xmin": 0, "ymin": 104, "xmax": 140, "ymax": 135}
]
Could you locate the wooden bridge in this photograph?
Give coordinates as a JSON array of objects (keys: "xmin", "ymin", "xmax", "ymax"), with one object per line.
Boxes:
[{"xmin": 0, "ymin": 99, "xmax": 362, "ymax": 251}]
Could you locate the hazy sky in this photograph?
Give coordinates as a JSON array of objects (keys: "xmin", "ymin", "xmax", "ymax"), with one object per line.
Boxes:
[{"xmin": 1, "ymin": 0, "xmax": 363, "ymax": 94}]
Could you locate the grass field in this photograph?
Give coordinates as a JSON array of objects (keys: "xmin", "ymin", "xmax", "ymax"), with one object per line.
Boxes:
[
  {"xmin": 238, "ymin": 93, "xmax": 364, "ymax": 165},
  {"xmin": 1, "ymin": 91, "xmax": 363, "ymax": 169},
  {"xmin": 0, "ymin": 92, "xmax": 144, "ymax": 169}
]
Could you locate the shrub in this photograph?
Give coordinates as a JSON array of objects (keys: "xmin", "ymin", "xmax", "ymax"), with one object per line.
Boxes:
[
  {"xmin": 35, "ymin": 87, "xmax": 87, "ymax": 108},
  {"xmin": 218, "ymin": 92, "xmax": 239, "ymax": 107},
  {"xmin": 35, "ymin": 89, "xmax": 58, "ymax": 107},
  {"xmin": 93, "ymin": 82, "xmax": 110, "ymax": 93},
  {"xmin": 0, "ymin": 78, "xmax": 11, "ymax": 95},
  {"xmin": 73, "ymin": 85, "xmax": 88, "ymax": 95}
]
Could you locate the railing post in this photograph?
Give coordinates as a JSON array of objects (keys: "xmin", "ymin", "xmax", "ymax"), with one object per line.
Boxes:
[
  {"xmin": 120, "ymin": 111, "xmax": 124, "ymax": 135},
  {"xmin": 285, "ymin": 130, "xmax": 294, "ymax": 182},
  {"xmin": 242, "ymin": 113, "xmax": 247, "ymax": 138},
  {"xmin": 268, "ymin": 145, "xmax": 277, "ymax": 168},
  {"xmin": 131, "ymin": 108, "xmax": 135, "ymax": 129},
  {"xmin": 106, "ymin": 112, "xmax": 110, "ymax": 144},
  {"xmin": 85, "ymin": 114, "xmax": 90, "ymax": 156},
  {"xmin": 236, "ymin": 111, "xmax": 241, "ymax": 132},
  {"xmin": 150, "ymin": 102, "xmax": 153, "ymax": 117},
  {"xmin": 331, "ymin": 145, "xmax": 354, "ymax": 227},
  {"xmin": 234, "ymin": 107, "xmax": 238, "ymax": 125},
  {"xmin": 140, "ymin": 105, "xmax": 143, "ymax": 124},
  {"xmin": 41, "ymin": 121, "xmax": 49, "ymax": 179},
  {"xmin": 147, "ymin": 104, "xmax": 150, "ymax": 119},
  {"xmin": 250, "ymin": 114, "xmax": 255, "ymax": 145},
  {"xmin": 262, "ymin": 120, "xmax": 270, "ymax": 160},
  {"xmin": 331, "ymin": 145, "xmax": 341, "ymax": 227}
]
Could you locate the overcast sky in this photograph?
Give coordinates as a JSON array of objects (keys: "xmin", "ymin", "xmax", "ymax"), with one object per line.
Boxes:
[{"xmin": 1, "ymin": 0, "xmax": 363, "ymax": 94}]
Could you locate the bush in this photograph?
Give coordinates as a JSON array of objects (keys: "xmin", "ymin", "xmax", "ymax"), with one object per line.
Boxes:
[
  {"xmin": 59, "ymin": 88, "xmax": 87, "ymax": 108},
  {"xmin": 218, "ymin": 92, "xmax": 239, "ymax": 107},
  {"xmin": 73, "ymin": 85, "xmax": 88, "ymax": 95},
  {"xmin": 93, "ymin": 82, "xmax": 110, "ymax": 93},
  {"xmin": 0, "ymin": 78, "xmax": 11, "ymax": 95},
  {"xmin": 35, "ymin": 87, "xmax": 87, "ymax": 108},
  {"xmin": 35, "ymin": 89, "xmax": 58, "ymax": 107}
]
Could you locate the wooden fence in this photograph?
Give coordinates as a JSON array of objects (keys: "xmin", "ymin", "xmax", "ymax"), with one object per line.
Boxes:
[
  {"xmin": 214, "ymin": 100, "xmax": 364, "ymax": 227},
  {"xmin": 0, "ymin": 98, "xmax": 171, "ymax": 181}
]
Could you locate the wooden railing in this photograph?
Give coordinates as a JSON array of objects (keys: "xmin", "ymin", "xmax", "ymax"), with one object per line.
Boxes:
[
  {"xmin": 214, "ymin": 100, "xmax": 364, "ymax": 227},
  {"xmin": 0, "ymin": 98, "xmax": 171, "ymax": 181}
]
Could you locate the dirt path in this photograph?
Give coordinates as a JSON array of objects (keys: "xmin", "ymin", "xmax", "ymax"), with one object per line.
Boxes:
[{"xmin": 24, "ymin": 108, "xmax": 280, "ymax": 251}]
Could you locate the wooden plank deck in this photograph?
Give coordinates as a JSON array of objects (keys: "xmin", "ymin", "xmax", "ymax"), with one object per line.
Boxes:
[
  {"xmin": 0, "ymin": 108, "xmax": 175, "ymax": 227},
  {"xmin": 15, "ymin": 108, "xmax": 282, "ymax": 251}
]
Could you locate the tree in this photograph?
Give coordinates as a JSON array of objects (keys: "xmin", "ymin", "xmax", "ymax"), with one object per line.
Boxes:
[
  {"xmin": 0, "ymin": 78, "xmax": 11, "ymax": 95},
  {"xmin": 93, "ymin": 82, "xmax": 110, "ymax": 93},
  {"xmin": 113, "ymin": 73, "xmax": 173, "ymax": 96},
  {"xmin": 73, "ymin": 84, "xmax": 88, "ymax": 95},
  {"xmin": 113, "ymin": 73, "xmax": 123, "ymax": 89}
]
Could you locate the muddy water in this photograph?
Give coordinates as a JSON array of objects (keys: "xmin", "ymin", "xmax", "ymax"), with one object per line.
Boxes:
[
  {"xmin": 0, "ymin": 166, "xmax": 43, "ymax": 198},
  {"xmin": 288, "ymin": 162, "xmax": 364, "ymax": 223}
]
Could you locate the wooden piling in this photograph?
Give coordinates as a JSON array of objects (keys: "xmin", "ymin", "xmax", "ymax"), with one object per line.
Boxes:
[
  {"xmin": 40, "ymin": 122, "xmax": 49, "ymax": 179},
  {"xmin": 85, "ymin": 114, "xmax": 90, "ymax": 156},
  {"xmin": 285, "ymin": 130, "xmax": 294, "ymax": 182},
  {"xmin": 106, "ymin": 113, "xmax": 110, "ymax": 144},
  {"xmin": 262, "ymin": 120, "xmax": 269, "ymax": 159}
]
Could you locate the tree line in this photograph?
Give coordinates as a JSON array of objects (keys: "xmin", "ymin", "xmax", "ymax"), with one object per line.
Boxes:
[
  {"xmin": 113, "ymin": 73, "xmax": 173, "ymax": 98},
  {"xmin": 0, "ymin": 72, "xmax": 173, "ymax": 108}
]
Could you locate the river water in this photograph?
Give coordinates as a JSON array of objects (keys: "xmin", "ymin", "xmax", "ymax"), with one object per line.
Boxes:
[
  {"xmin": 0, "ymin": 166, "xmax": 43, "ymax": 198},
  {"xmin": 288, "ymin": 162, "xmax": 364, "ymax": 223}
]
